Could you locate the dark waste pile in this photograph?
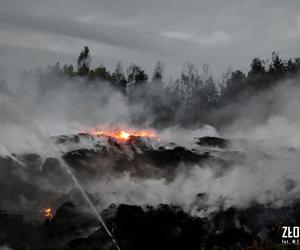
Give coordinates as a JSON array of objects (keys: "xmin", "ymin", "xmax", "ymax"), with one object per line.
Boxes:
[{"xmin": 0, "ymin": 134, "xmax": 299, "ymax": 249}]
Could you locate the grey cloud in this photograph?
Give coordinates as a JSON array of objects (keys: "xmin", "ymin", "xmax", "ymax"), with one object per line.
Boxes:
[
  {"xmin": 0, "ymin": 10, "xmax": 167, "ymax": 53},
  {"xmin": 0, "ymin": 0, "xmax": 300, "ymax": 79}
]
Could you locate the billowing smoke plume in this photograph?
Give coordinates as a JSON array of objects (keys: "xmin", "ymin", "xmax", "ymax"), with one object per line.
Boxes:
[{"xmin": 1, "ymin": 65, "xmax": 300, "ymax": 219}]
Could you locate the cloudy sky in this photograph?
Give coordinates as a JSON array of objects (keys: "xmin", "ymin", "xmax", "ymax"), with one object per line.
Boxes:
[{"xmin": 0, "ymin": 0, "xmax": 300, "ymax": 81}]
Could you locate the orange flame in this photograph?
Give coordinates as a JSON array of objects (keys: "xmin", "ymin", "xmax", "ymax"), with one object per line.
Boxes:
[
  {"xmin": 86, "ymin": 128, "xmax": 158, "ymax": 142},
  {"xmin": 43, "ymin": 207, "xmax": 53, "ymax": 219}
]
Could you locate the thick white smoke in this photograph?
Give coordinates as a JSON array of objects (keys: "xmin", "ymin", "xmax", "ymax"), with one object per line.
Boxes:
[
  {"xmin": 83, "ymin": 79, "xmax": 300, "ymax": 214},
  {"xmin": 1, "ymin": 72, "xmax": 300, "ymax": 217},
  {"xmin": 85, "ymin": 138, "xmax": 300, "ymax": 216}
]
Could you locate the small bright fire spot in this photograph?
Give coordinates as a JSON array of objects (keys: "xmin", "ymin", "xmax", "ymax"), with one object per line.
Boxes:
[
  {"xmin": 43, "ymin": 207, "xmax": 53, "ymax": 219},
  {"xmin": 83, "ymin": 127, "xmax": 159, "ymax": 142}
]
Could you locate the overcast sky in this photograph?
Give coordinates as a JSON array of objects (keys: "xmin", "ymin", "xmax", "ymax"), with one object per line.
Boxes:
[{"xmin": 0, "ymin": 0, "xmax": 300, "ymax": 82}]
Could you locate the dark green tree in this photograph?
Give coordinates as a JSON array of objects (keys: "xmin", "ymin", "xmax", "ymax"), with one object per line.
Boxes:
[
  {"xmin": 203, "ymin": 76, "xmax": 219, "ymax": 106},
  {"xmin": 268, "ymin": 52, "xmax": 286, "ymax": 76},
  {"xmin": 127, "ymin": 64, "xmax": 148, "ymax": 86},
  {"xmin": 88, "ymin": 65, "xmax": 112, "ymax": 82},
  {"xmin": 247, "ymin": 58, "xmax": 267, "ymax": 90},
  {"xmin": 221, "ymin": 70, "xmax": 246, "ymax": 103},
  {"xmin": 180, "ymin": 63, "xmax": 202, "ymax": 88},
  {"xmin": 63, "ymin": 64, "xmax": 74, "ymax": 77},
  {"xmin": 77, "ymin": 46, "xmax": 91, "ymax": 76},
  {"xmin": 112, "ymin": 62, "xmax": 127, "ymax": 92},
  {"xmin": 249, "ymin": 58, "xmax": 266, "ymax": 75},
  {"xmin": 152, "ymin": 61, "xmax": 165, "ymax": 82}
]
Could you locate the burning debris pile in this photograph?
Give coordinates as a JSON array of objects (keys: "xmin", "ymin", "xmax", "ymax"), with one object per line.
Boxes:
[
  {"xmin": 0, "ymin": 129, "xmax": 299, "ymax": 249},
  {"xmin": 86, "ymin": 128, "xmax": 159, "ymax": 142},
  {"xmin": 43, "ymin": 207, "xmax": 53, "ymax": 219},
  {"xmin": 1, "ymin": 22, "xmax": 300, "ymax": 248}
]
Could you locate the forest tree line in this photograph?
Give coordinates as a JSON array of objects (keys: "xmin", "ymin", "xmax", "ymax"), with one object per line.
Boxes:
[{"xmin": 21, "ymin": 46, "xmax": 300, "ymax": 127}]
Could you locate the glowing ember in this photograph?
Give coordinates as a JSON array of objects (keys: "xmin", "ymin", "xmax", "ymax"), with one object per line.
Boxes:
[
  {"xmin": 43, "ymin": 207, "xmax": 53, "ymax": 219},
  {"xmin": 86, "ymin": 128, "xmax": 158, "ymax": 141}
]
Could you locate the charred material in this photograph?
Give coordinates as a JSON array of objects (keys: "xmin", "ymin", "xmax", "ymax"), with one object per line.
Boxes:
[
  {"xmin": 1, "ymin": 201, "xmax": 300, "ymax": 249},
  {"xmin": 196, "ymin": 136, "xmax": 228, "ymax": 148}
]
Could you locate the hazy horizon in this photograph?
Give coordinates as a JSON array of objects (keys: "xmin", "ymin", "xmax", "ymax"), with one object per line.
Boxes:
[{"xmin": 1, "ymin": 0, "xmax": 300, "ymax": 82}]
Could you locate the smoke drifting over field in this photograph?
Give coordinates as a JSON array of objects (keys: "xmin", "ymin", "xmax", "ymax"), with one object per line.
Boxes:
[
  {"xmin": 1, "ymin": 69, "xmax": 300, "ymax": 219},
  {"xmin": 1, "ymin": 0, "xmax": 300, "ymax": 247}
]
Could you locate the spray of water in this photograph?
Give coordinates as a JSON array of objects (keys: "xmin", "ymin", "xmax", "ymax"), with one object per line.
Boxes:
[
  {"xmin": 33, "ymin": 130, "xmax": 120, "ymax": 249},
  {"xmin": 56, "ymin": 156, "xmax": 120, "ymax": 249},
  {"xmin": 57, "ymin": 158, "xmax": 112, "ymax": 236},
  {"xmin": 4, "ymin": 99, "xmax": 120, "ymax": 249},
  {"xmin": 0, "ymin": 144, "xmax": 26, "ymax": 167}
]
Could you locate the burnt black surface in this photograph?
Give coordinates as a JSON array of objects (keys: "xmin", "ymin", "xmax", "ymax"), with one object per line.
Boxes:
[
  {"xmin": 61, "ymin": 135, "xmax": 215, "ymax": 181},
  {"xmin": 196, "ymin": 136, "xmax": 228, "ymax": 148},
  {"xmin": 1, "ymin": 201, "xmax": 300, "ymax": 249},
  {"xmin": 0, "ymin": 134, "xmax": 299, "ymax": 249}
]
